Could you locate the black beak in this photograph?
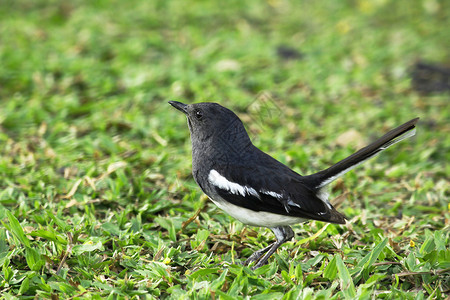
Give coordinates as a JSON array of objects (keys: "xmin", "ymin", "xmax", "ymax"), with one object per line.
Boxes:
[{"xmin": 169, "ymin": 101, "xmax": 188, "ymax": 114}]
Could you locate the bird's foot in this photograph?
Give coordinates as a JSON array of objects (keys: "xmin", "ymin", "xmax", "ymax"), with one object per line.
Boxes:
[{"xmin": 243, "ymin": 244, "xmax": 272, "ymax": 267}]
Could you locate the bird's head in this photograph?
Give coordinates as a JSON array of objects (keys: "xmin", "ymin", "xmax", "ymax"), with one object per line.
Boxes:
[{"xmin": 169, "ymin": 101, "xmax": 251, "ymax": 148}]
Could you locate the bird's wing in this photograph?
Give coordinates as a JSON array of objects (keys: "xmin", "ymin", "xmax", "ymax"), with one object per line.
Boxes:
[{"xmin": 206, "ymin": 163, "xmax": 345, "ymax": 224}]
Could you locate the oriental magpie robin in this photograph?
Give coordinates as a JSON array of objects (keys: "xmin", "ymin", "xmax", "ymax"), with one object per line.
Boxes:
[{"xmin": 169, "ymin": 101, "xmax": 418, "ymax": 269}]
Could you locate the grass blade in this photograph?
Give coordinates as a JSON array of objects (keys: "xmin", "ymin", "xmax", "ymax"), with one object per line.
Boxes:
[
  {"xmin": 4, "ymin": 210, "xmax": 30, "ymax": 248},
  {"xmin": 336, "ymin": 255, "xmax": 356, "ymax": 299},
  {"xmin": 352, "ymin": 237, "xmax": 388, "ymax": 282}
]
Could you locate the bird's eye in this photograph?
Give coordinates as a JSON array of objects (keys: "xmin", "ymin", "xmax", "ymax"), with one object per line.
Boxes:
[{"xmin": 194, "ymin": 109, "xmax": 203, "ymax": 120}]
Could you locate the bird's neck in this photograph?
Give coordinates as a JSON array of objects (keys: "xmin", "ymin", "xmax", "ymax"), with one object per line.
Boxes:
[{"xmin": 191, "ymin": 123, "xmax": 253, "ymax": 168}]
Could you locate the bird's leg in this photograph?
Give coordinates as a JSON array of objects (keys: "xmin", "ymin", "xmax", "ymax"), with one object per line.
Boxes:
[
  {"xmin": 243, "ymin": 244, "xmax": 273, "ymax": 266},
  {"xmin": 251, "ymin": 226, "xmax": 294, "ymax": 270}
]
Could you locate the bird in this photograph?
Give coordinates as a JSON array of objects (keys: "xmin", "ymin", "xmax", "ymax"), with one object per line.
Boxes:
[{"xmin": 169, "ymin": 101, "xmax": 419, "ymax": 269}]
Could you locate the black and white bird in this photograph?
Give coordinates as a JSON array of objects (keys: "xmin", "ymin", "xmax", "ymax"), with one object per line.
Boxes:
[{"xmin": 169, "ymin": 101, "xmax": 418, "ymax": 269}]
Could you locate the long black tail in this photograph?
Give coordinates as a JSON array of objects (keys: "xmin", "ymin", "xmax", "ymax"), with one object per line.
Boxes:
[{"xmin": 305, "ymin": 118, "xmax": 419, "ymax": 189}]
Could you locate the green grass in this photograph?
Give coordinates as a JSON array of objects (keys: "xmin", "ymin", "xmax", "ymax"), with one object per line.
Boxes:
[{"xmin": 0, "ymin": 0, "xmax": 449, "ymax": 298}]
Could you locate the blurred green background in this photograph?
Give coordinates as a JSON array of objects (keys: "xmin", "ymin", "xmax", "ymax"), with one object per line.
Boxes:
[{"xmin": 0, "ymin": 0, "xmax": 448, "ymax": 298}]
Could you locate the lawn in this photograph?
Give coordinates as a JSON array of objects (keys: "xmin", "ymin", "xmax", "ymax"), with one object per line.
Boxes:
[{"xmin": 0, "ymin": 0, "xmax": 449, "ymax": 298}]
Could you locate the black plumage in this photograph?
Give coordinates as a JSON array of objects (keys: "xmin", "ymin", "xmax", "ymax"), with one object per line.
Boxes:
[{"xmin": 169, "ymin": 101, "xmax": 418, "ymax": 269}]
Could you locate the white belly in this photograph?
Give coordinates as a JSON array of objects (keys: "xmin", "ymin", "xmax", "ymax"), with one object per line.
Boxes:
[{"xmin": 210, "ymin": 198, "xmax": 306, "ymax": 227}]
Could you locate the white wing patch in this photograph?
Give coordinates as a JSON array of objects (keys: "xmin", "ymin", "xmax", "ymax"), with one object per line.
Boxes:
[
  {"xmin": 208, "ymin": 169, "xmax": 306, "ymax": 212},
  {"xmin": 287, "ymin": 198, "xmax": 301, "ymax": 209},
  {"xmin": 261, "ymin": 189, "xmax": 301, "ymax": 209},
  {"xmin": 208, "ymin": 169, "xmax": 260, "ymax": 198},
  {"xmin": 208, "ymin": 170, "xmax": 304, "ymax": 210},
  {"xmin": 260, "ymin": 189, "xmax": 283, "ymax": 199}
]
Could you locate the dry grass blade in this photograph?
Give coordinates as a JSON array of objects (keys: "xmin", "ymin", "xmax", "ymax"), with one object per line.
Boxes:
[{"xmin": 56, "ymin": 232, "xmax": 73, "ymax": 275}]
